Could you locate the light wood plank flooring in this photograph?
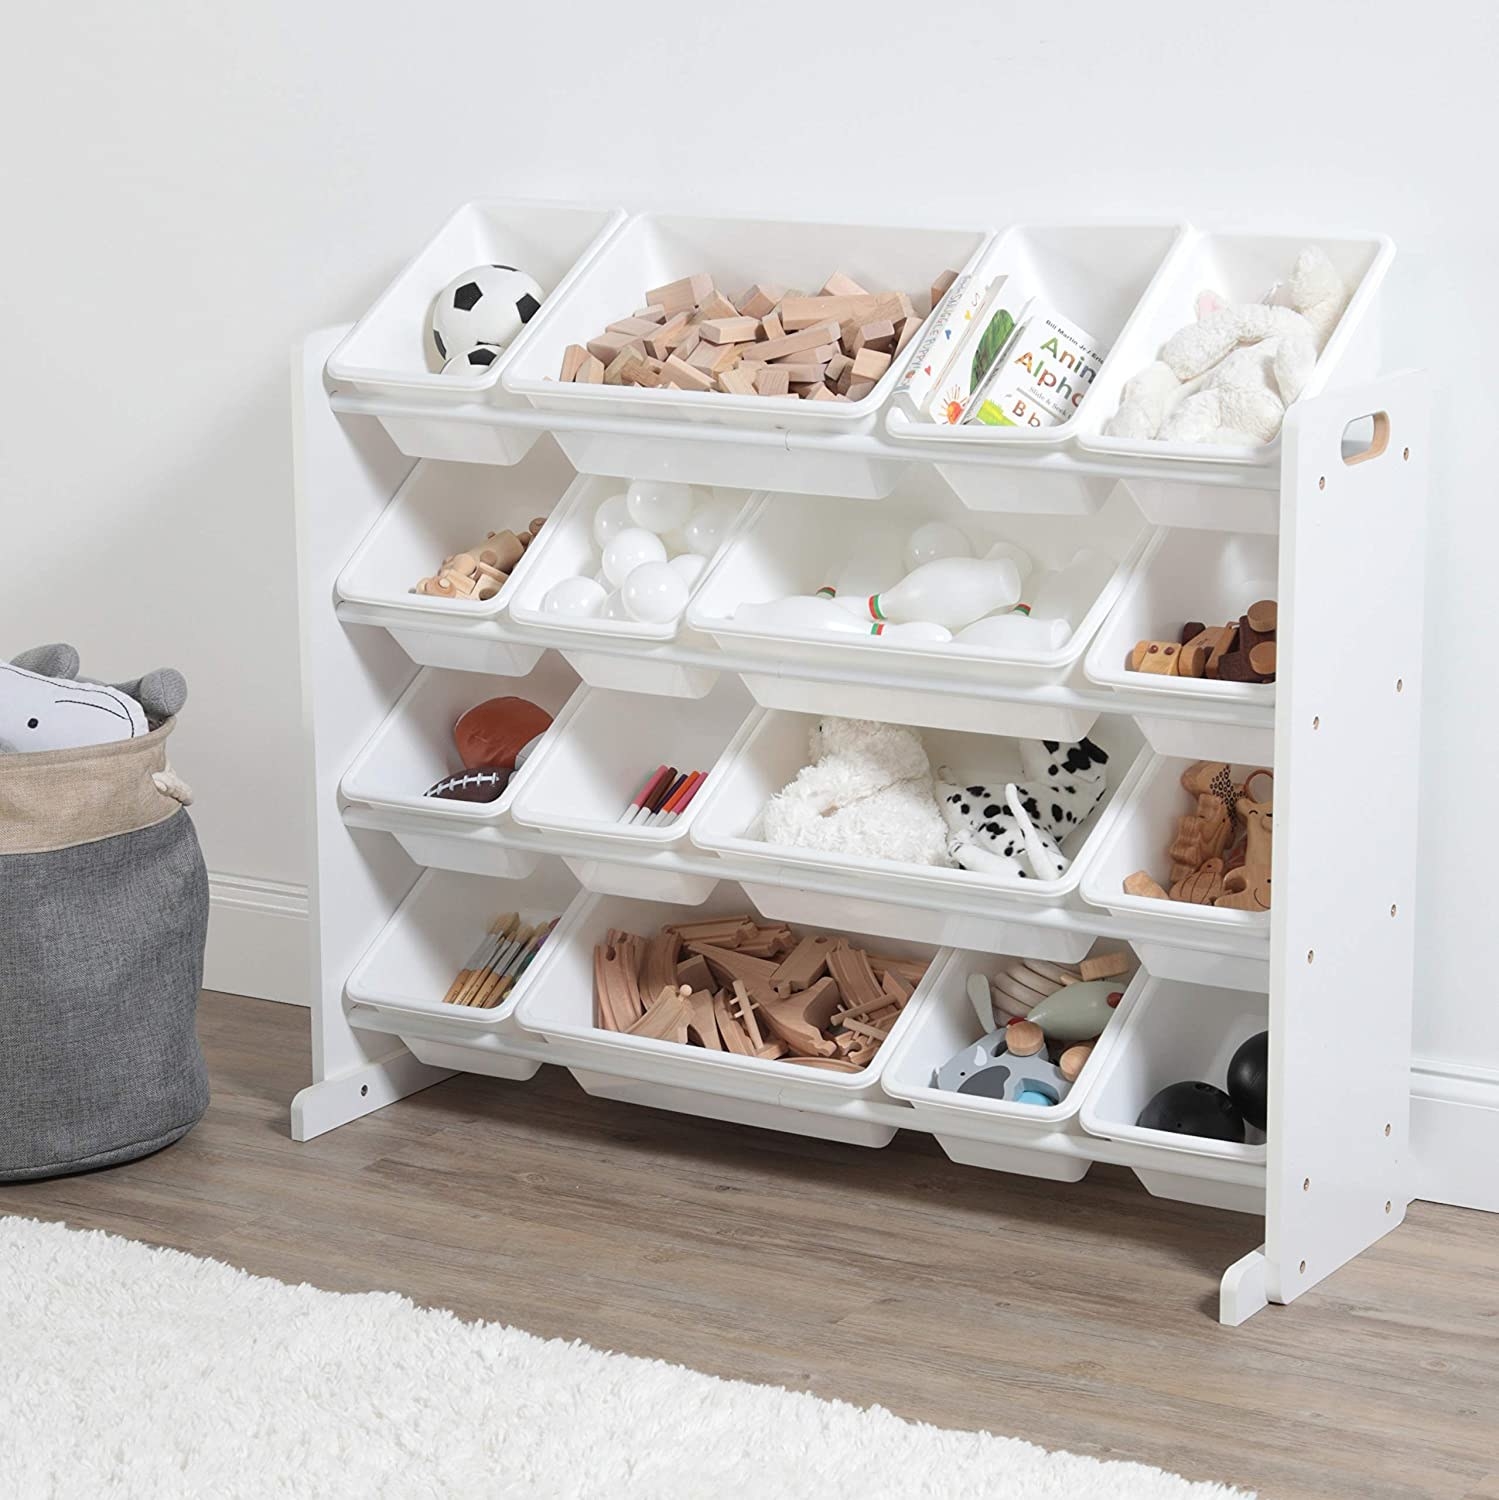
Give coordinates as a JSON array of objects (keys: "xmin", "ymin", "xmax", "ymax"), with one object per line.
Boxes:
[{"xmin": 4, "ymin": 992, "xmax": 1497, "ymax": 1499}]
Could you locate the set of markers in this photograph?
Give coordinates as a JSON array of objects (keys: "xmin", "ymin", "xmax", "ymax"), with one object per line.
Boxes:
[
  {"xmin": 619, "ymin": 764, "xmax": 707, "ymax": 826},
  {"xmin": 441, "ymin": 912, "xmax": 558, "ymax": 1008}
]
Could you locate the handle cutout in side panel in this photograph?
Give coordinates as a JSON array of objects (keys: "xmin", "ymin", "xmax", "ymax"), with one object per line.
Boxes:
[{"xmin": 1341, "ymin": 412, "xmax": 1390, "ymax": 465}]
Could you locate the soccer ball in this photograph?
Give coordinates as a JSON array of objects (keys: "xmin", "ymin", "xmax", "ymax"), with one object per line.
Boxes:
[
  {"xmin": 430, "ymin": 264, "xmax": 543, "ymax": 366},
  {"xmin": 442, "ymin": 344, "xmax": 503, "ymax": 374}
]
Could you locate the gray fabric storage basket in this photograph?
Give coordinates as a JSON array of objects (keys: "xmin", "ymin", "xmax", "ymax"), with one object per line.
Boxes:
[{"xmin": 1, "ymin": 719, "xmax": 209, "ymax": 1181}]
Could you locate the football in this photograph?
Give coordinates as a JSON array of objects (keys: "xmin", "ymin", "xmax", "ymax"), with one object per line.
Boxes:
[
  {"xmin": 424, "ymin": 767, "xmax": 510, "ymax": 803},
  {"xmin": 442, "ymin": 344, "xmax": 502, "ymax": 374},
  {"xmin": 431, "ymin": 263, "xmax": 544, "ymax": 368}
]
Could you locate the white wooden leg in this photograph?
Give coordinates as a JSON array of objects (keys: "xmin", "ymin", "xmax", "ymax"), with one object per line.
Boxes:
[
  {"xmin": 1219, "ymin": 1247, "xmax": 1269, "ymax": 1327},
  {"xmin": 291, "ymin": 1050, "xmax": 454, "ymax": 1141}
]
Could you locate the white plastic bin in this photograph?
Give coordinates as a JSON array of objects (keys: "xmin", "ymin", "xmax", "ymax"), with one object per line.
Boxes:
[
  {"xmin": 343, "ymin": 862, "xmax": 580, "ymax": 1078},
  {"xmin": 339, "ymin": 657, "xmax": 579, "ymax": 877},
  {"xmin": 879, "ymin": 944, "xmax": 1144, "ymax": 1181},
  {"xmin": 511, "ymin": 881, "xmax": 943, "ymax": 1147},
  {"xmin": 1076, "ymin": 230, "xmax": 1395, "ymax": 471},
  {"xmin": 509, "ymin": 677, "xmax": 753, "ymax": 903},
  {"xmin": 503, "ymin": 211, "xmax": 993, "ymax": 497},
  {"xmin": 1080, "ymin": 976, "xmax": 1268, "ymax": 1213},
  {"xmin": 686, "ymin": 477, "xmax": 1152, "ymax": 739},
  {"xmin": 335, "ymin": 439, "xmax": 576, "ymax": 677},
  {"xmin": 506, "ymin": 475, "xmax": 756, "ymax": 697},
  {"xmin": 325, "ymin": 200, "xmax": 626, "ymax": 463},
  {"xmin": 883, "ymin": 222, "xmax": 1189, "ymax": 509},
  {"xmin": 1080, "ymin": 754, "xmax": 1273, "ymax": 959},
  {"xmin": 1085, "ymin": 529, "xmax": 1276, "ymax": 765},
  {"xmin": 690, "ymin": 707, "xmax": 1147, "ymax": 956}
]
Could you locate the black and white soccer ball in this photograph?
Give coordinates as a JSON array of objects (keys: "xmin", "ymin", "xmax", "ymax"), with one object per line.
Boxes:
[
  {"xmin": 442, "ymin": 344, "xmax": 503, "ymax": 374},
  {"xmin": 431, "ymin": 264, "xmax": 544, "ymax": 367}
]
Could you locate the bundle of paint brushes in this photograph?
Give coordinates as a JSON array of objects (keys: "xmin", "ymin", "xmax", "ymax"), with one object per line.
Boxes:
[
  {"xmin": 618, "ymin": 765, "xmax": 707, "ymax": 827},
  {"xmin": 441, "ymin": 912, "xmax": 558, "ymax": 1008}
]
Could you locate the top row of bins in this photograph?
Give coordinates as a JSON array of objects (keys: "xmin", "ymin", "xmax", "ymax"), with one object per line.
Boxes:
[{"xmin": 324, "ymin": 200, "xmax": 1393, "ymax": 513}]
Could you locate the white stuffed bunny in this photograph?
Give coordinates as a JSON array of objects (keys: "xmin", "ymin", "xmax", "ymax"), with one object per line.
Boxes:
[
  {"xmin": 1104, "ymin": 246, "xmax": 1349, "ymax": 446},
  {"xmin": 760, "ymin": 717, "xmax": 951, "ymax": 866}
]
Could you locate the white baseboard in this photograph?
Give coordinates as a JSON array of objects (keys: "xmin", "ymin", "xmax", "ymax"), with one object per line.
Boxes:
[
  {"xmin": 205, "ymin": 872, "xmax": 310, "ymax": 1006},
  {"xmin": 1412, "ymin": 1058, "xmax": 1499, "ymax": 1213}
]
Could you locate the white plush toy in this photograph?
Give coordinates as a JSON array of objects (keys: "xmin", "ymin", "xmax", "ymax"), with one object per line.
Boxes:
[
  {"xmin": 760, "ymin": 717, "xmax": 950, "ymax": 866},
  {"xmin": 1103, "ymin": 246, "xmax": 1349, "ymax": 446},
  {"xmin": 0, "ymin": 644, "xmax": 185, "ymax": 755}
]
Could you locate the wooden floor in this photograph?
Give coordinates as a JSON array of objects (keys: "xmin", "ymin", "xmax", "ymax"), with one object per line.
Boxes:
[{"xmin": 5, "ymin": 993, "xmax": 1496, "ymax": 1499}]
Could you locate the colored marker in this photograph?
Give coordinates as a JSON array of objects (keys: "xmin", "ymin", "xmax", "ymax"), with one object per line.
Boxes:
[{"xmin": 620, "ymin": 764, "xmax": 669, "ymax": 824}]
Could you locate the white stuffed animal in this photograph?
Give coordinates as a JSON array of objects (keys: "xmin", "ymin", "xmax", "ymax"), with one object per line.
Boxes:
[
  {"xmin": 1104, "ymin": 246, "xmax": 1349, "ymax": 446},
  {"xmin": 0, "ymin": 644, "xmax": 186, "ymax": 755},
  {"xmin": 760, "ymin": 717, "xmax": 950, "ymax": 866}
]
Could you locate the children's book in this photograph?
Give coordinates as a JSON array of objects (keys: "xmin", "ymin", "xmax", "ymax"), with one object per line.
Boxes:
[{"xmin": 964, "ymin": 305, "xmax": 1108, "ymax": 429}]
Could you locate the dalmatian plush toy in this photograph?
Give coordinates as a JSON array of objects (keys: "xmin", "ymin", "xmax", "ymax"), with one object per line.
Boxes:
[{"xmin": 936, "ymin": 737, "xmax": 1110, "ymax": 880}]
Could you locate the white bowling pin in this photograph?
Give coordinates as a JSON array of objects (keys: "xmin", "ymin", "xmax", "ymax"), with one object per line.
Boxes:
[
  {"xmin": 864, "ymin": 557, "xmax": 1021, "ymax": 629},
  {"xmin": 733, "ymin": 595, "xmax": 876, "ymax": 636},
  {"xmin": 872, "ymin": 621, "xmax": 953, "ymax": 644},
  {"xmin": 954, "ymin": 610, "xmax": 1070, "ymax": 651}
]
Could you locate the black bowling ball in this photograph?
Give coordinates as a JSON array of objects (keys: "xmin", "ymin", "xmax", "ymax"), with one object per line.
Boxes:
[
  {"xmin": 1227, "ymin": 1031, "xmax": 1269, "ymax": 1132},
  {"xmin": 1137, "ymin": 1080, "xmax": 1246, "ymax": 1143}
]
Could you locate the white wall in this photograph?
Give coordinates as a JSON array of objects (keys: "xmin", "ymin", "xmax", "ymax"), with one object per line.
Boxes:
[{"xmin": 1, "ymin": 1, "xmax": 1493, "ymax": 1070}]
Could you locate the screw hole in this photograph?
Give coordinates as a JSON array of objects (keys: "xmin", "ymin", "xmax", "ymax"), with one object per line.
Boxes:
[
  {"xmin": 1307, "ymin": 949, "xmax": 1315, "ymax": 964},
  {"xmin": 1318, "ymin": 475, "xmax": 1326, "ymax": 490},
  {"xmin": 1396, "ymin": 678, "xmax": 1404, "ymax": 693},
  {"xmin": 360, "ymin": 1084, "xmax": 369, "ymax": 1097},
  {"xmin": 1402, "ymin": 447, "xmax": 1410, "ymax": 461},
  {"xmin": 1385, "ymin": 1200, "xmax": 1392, "ymax": 1214},
  {"xmin": 1312, "ymin": 715, "xmax": 1320, "ymax": 730},
  {"xmin": 1385, "ymin": 1123, "xmax": 1392, "ymax": 1137},
  {"xmin": 1299, "ymin": 1259, "xmax": 1307, "ymax": 1275},
  {"xmin": 1303, "ymin": 1178, "xmax": 1311, "ymax": 1192},
  {"xmin": 1390, "ymin": 903, "xmax": 1397, "ymax": 917}
]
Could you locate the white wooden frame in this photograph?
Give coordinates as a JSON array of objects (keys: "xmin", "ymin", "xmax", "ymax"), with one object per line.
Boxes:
[{"xmin": 291, "ymin": 325, "xmax": 1426, "ymax": 1325}]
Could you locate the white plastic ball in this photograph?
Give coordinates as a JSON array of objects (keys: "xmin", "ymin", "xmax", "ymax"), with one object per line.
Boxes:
[
  {"xmin": 625, "ymin": 479, "xmax": 696, "ymax": 535},
  {"xmin": 431, "ymin": 264, "xmax": 543, "ymax": 366},
  {"xmin": 539, "ymin": 576, "xmax": 605, "ymax": 618},
  {"xmin": 600, "ymin": 589, "xmax": 632, "ymax": 621},
  {"xmin": 682, "ymin": 498, "xmax": 741, "ymax": 557},
  {"xmin": 592, "ymin": 493, "xmax": 632, "ymax": 549},
  {"xmin": 602, "ymin": 528, "xmax": 667, "ymax": 587},
  {"xmin": 904, "ymin": 522, "xmax": 972, "ymax": 571},
  {"xmin": 621, "ymin": 561, "xmax": 689, "ymax": 624},
  {"xmin": 668, "ymin": 553, "xmax": 707, "ymax": 587}
]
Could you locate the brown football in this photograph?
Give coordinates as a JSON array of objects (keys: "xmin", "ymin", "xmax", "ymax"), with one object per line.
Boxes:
[
  {"xmin": 453, "ymin": 697, "xmax": 553, "ymax": 772},
  {"xmin": 424, "ymin": 767, "xmax": 510, "ymax": 803}
]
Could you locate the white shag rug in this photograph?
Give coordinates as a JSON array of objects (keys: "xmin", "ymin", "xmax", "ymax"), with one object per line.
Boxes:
[{"xmin": 0, "ymin": 1216, "xmax": 1251, "ymax": 1499}]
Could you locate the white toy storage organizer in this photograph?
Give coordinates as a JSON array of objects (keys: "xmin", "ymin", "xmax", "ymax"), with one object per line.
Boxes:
[{"xmin": 295, "ymin": 204, "xmax": 1426, "ymax": 1326}]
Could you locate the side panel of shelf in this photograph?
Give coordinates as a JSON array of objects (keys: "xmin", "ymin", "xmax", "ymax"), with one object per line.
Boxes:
[
  {"xmin": 290, "ymin": 329, "xmax": 451, "ymax": 1140},
  {"xmin": 1265, "ymin": 374, "xmax": 1428, "ymax": 1305}
]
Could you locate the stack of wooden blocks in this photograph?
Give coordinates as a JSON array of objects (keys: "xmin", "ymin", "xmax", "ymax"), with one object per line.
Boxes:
[
  {"xmin": 412, "ymin": 519, "xmax": 547, "ymax": 601},
  {"xmin": 1128, "ymin": 600, "xmax": 1278, "ymax": 683},
  {"xmin": 557, "ymin": 269, "xmax": 954, "ymax": 402},
  {"xmin": 593, "ymin": 915, "xmax": 929, "ymax": 1072}
]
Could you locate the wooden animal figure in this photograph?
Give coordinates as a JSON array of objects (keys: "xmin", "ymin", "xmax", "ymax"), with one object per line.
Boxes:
[
  {"xmin": 1217, "ymin": 794, "xmax": 1272, "ymax": 910},
  {"xmin": 1171, "ymin": 858, "xmax": 1225, "ymax": 905},
  {"xmin": 1167, "ymin": 761, "xmax": 1234, "ymax": 882}
]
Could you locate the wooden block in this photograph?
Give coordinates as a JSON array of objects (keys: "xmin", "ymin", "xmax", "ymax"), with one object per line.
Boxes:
[
  {"xmin": 892, "ymin": 315, "xmax": 922, "ymax": 358},
  {"xmin": 603, "ymin": 347, "xmax": 646, "ymax": 385},
  {"xmin": 769, "ymin": 362, "xmax": 825, "ymax": 384},
  {"xmin": 1124, "ymin": 870, "xmax": 1170, "ymax": 900},
  {"xmin": 661, "ymin": 355, "xmax": 714, "ymax": 392},
  {"xmin": 632, "ymin": 304, "xmax": 667, "ymax": 323},
  {"xmin": 717, "ymin": 367, "xmax": 759, "ymax": 396},
  {"xmin": 930, "ymin": 269, "xmax": 959, "ymax": 307},
  {"xmin": 587, "ymin": 331, "xmax": 645, "ymax": 364},
  {"xmin": 1134, "ymin": 640, "xmax": 1180, "ymax": 675},
  {"xmin": 755, "ymin": 366, "xmax": 790, "ymax": 397},
  {"xmin": 560, "ymin": 344, "xmax": 589, "ymax": 382},
  {"xmin": 673, "ymin": 329, "xmax": 702, "ymax": 363},
  {"xmin": 645, "ymin": 311, "xmax": 692, "ymax": 359},
  {"xmin": 699, "ymin": 316, "xmax": 761, "ymax": 345},
  {"xmin": 1246, "ymin": 598, "xmax": 1278, "ymax": 634},
  {"xmin": 1206, "ymin": 623, "xmax": 1239, "ymax": 679},
  {"xmin": 698, "ymin": 290, "xmax": 739, "ymax": 320},
  {"xmin": 850, "ymin": 319, "xmax": 896, "ymax": 355},
  {"xmin": 1216, "ymin": 649, "xmax": 1259, "ymax": 683},
  {"xmin": 608, "ymin": 316, "xmax": 665, "ymax": 338},
  {"xmin": 780, "ymin": 294, "xmax": 882, "ymax": 330},
  {"xmin": 771, "ymin": 934, "xmax": 836, "ymax": 994},
  {"xmin": 850, "ymin": 347, "xmax": 891, "ymax": 382},
  {"xmin": 825, "ymin": 352, "xmax": 853, "ymax": 383},
  {"xmin": 845, "ymin": 379, "xmax": 877, "ymax": 401},
  {"xmin": 806, "ymin": 384, "xmax": 838, "ymax": 401},
  {"xmin": 1177, "ymin": 627, "xmax": 1223, "ymax": 678},
  {"xmin": 737, "ymin": 283, "xmax": 785, "ymax": 319},
  {"xmin": 773, "ymin": 342, "xmax": 837, "ymax": 366},
  {"xmin": 821, "ymin": 270, "xmax": 868, "ymax": 297},
  {"xmin": 1078, "ymin": 950, "xmax": 1131, "ymax": 982},
  {"xmin": 622, "ymin": 359, "xmax": 662, "ymax": 388},
  {"xmin": 646, "ymin": 273, "xmax": 714, "ymax": 315},
  {"xmin": 576, "ymin": 354, "xmax": 605, "ymax": 384},
  {"xmin": 1179, "ymin": 620, "xmax": 1207, "ymax": 646},
  {"xmin": 703, "ymin": 341, "xmax": 751, "ymax": 373},
  {"xmin": 758, "ymin": 311, "xmax": 784, "ymax": 342},
  {"xmin": 676, "ymin": 953, "xmax": 714, "ymax": 993},
  {"xmin": 751, "ymin": 321, "xmax": 840, "ymax": 362},
  {"xmin": 1248, "ymin": 641, "xmax": 1277, "ymax": 678}
]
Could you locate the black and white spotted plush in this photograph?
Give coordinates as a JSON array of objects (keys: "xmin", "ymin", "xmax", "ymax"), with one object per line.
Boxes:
[{"xmin": 936, "ymin": 737, "xmax": 1110, "ymax": 880}]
